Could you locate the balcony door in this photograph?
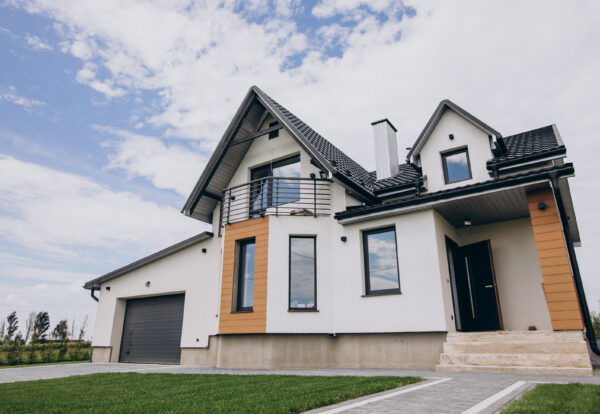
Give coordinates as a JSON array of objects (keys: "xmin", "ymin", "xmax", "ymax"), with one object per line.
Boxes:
[
  {"xmin": 250, "ymin": 155, "xmax": 300, "ymax": 217},
  {"xmin": 446, "ymin": 238, "xmax": 503, "ymax": 332}
]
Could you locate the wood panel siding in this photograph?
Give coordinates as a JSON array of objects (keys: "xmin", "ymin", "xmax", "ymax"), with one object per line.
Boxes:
[
  {"xmin": 219, "ymin": 216, "xmax": 269, "ymax": 334},
  {"xmin": 527, "ymin": 189, "xmax": 584, "ymax": 330}
]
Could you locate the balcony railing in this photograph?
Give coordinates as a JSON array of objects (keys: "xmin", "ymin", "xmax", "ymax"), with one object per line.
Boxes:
[{"xmin": 220, "ymin": 176, "xmax": 332, "ymax": 227}]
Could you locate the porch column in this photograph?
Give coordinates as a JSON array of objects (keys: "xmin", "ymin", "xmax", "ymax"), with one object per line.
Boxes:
[{"xmin": 527, "ymin": 189, "xmax": 584, "ymax": 330}]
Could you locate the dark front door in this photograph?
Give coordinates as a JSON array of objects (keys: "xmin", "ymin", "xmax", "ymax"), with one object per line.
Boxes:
[
  {"xmin": 446, "ymin": 238, "xmax": 502, "ymax": 332},
  {"xmin": 119, "ymin": 294, "xmax": 185, "ymax": 364}
]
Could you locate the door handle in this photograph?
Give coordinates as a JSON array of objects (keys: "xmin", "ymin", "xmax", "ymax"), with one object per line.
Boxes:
[{"xmin": 485, "ymin": 285, "xmax": 493, "ymax": 288}]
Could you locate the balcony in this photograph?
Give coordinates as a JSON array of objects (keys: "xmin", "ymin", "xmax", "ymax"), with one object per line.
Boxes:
[{"xmin": 220, "ymin": 177, "xmax": 332, "ymax": 226}]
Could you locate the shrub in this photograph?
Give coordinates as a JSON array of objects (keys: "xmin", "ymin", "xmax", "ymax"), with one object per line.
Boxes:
[{"xmin": 0, "ymin": 341, "xmax": 92, "ymax": 366}]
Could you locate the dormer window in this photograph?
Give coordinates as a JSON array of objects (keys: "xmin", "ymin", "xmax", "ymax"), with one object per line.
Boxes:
[{"xmin": 442, "ymin": 148, "xmax": 472, "ymax": 184}]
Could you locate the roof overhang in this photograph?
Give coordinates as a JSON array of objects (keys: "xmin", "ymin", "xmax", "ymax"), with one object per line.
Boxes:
[
  {"xmin": 336, "ymin": 164, "xmax": 575, "ymax": 226},
  {"xmin": 83, "ymin": 232, "xmax": 213, "ymax": 290},
  {"xmin": 407, "ymin": 99, "xmax": 502, "ymax": 164},
  {"xmin": 182, "ymin": 86, "xmax": 375, "ymax": 223}
]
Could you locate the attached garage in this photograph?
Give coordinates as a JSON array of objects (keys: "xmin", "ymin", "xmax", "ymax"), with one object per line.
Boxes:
[{"xmin": 119, "ymin": 294, "xmax": 185, "ymax": 364}]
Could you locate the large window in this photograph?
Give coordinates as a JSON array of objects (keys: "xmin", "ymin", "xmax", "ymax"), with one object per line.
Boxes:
[
  {"xmin": 289, "ymin": 236, "xmax": 317, "ymax": 311},
  {"xmin": 442, "ymin": 148, "xmax": 472, "ymax": 184},
  {"xmin": 250, "ymin": 155, "xmax": 300, "ymax": 217},
  {"xmin": 235, "ymin": 238, "xmax": 255, "ymax": 312},
  {"xmin": 362, "ymin": 227, "xmax": 401, "ymax": 295}
]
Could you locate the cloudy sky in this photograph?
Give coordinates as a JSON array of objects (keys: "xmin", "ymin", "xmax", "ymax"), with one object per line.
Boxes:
[{"xmin": 1, "ymin": 0, "xmax": 599, "ymax": 338}]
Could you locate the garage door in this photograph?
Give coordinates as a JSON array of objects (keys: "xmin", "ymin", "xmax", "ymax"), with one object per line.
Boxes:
[{"xmin": 119, "ymin": 294, "xmax": 185, "ymax": 364}]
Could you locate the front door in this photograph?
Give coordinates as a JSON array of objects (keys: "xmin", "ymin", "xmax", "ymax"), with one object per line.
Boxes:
[{"xmin": 446, "ymin": 238, "xmax": 502, "ymax": 332}]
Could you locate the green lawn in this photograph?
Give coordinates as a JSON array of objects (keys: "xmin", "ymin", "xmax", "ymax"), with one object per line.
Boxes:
[
  {"xmin": 502, "ymin": 383, "xmax": 600, "ymax": 414},
  {"xmin": 0, "ymin": 360, "xmax": 89, "ymax": 369},
  {"xmin": 0, "ymin": 373, "xmax": 421, "ymax": 414}
]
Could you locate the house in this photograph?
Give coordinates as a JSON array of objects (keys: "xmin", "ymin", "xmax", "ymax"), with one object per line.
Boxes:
[{"xmin": 84, "ymin": 86, "xmax": 598, "ymax": 375}]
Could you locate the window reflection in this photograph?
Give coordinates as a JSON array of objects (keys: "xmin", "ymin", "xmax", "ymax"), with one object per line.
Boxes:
[
  {"xmin": 237, "ymin": 240, "xmax": 255, "ymax": 310},
  {"xmin": 363, "ymin": 228, "xmax": 400, "ymax": 294},
  {"xmin": 290, "ymin": 237, "xmax": 316, "ymax": 309},
  {"xmin": 443, "ymin": 149, "xmax": 471, "ymax": 183}
]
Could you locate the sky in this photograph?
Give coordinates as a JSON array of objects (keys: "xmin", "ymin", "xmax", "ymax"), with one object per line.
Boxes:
[{"xmin": 1, "ymin": 0, "xmax": 599, "ymax": 339}]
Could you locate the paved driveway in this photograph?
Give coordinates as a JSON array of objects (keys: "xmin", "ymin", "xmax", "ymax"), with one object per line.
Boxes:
[{"xmin": 1, "ymin": 364, "xmax": 599, "ymax": 413}]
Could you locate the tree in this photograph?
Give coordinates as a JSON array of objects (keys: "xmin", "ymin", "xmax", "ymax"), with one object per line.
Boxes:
[
  {"xmin": 52, "ymin": 320, "xmax": 69, "ymax": 342},
  {"xmin": 78, "ymin": 315, "xmax": 88, "ymax": 341},
  {"xmin": 24, "ymin": 312, "xmax": 35, "ymax": 344},
  {"xmin": 32, "ymin": 311, "xmax": 50, "ymax": 343},
  {"xmin": 6, "ymin": 311, "xmax": 18, "ymax": 343},
  {"xmin": 0, "ymin": 320, "xmax": 5, "ymax": 345},
  {"xmin": 592, "ymin": 311, "xmax": 600, "ymax": 340}
]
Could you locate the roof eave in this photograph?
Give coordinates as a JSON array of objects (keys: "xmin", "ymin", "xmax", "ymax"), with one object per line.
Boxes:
[{"xmin": 83, "ymin": 232, "xmax": 214, "ymax": 290}]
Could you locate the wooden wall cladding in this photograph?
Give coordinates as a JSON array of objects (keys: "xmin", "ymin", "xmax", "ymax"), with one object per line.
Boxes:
[
  {"xmin": 219, "ymin": 216, "xmax": 269, "ymax": 334},
  {"xmin": 527, "ymin": 189, "xmax": 583, "ymax": 330}
]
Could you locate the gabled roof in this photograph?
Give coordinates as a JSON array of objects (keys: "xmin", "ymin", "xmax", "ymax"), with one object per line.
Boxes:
[
  {"xmin": 183, "ymin": 87, "xmax": 570, "ymax": 224},
  {"xmin": 83, "ymin": 232, "xmax": 213, "ymax": 290},
  {"xmin": 182, "ymin": 86, "xmax": 378, "ymax": 223},
  {"xmin": 406, "ymin": 99, "xmax": 502, "ymax": 163},
  {"xmin": 488, "ymin": 124, "xmax": 565, "ymax": 168}
]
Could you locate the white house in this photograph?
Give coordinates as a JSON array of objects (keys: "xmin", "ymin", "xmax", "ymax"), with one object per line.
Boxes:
[{"xmin": 84, "ymin": 86, "xmax": 597, "ymax": 375}]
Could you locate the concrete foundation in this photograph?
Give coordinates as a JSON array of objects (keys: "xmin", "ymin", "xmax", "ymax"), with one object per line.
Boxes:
[
  {"xmin": 91, "ymin": 346, "xmax": 112, "ymax": 363},
  {"xmin": 177, "ymin": 332, "xmax": 446, "ymax": 369}
]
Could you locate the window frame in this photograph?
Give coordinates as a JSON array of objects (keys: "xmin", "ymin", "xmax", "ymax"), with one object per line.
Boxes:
[
  {"xmin": 234, "ymin": 237, "xmax": 256, "ymax": 313},
  {"xmin": 249, "ymin": 155, "xmax": 301, "ymax": 217},
  {"xmin": 362, "ymin": 226, "xmax": 401, "ymax": 296},
  {"xmin": 441, "ymin": 147, "xmax": 472, "ymax": 184},
  {"xmin": 288, "ymin": 235, "xmax": 318, "ymax": 312}
]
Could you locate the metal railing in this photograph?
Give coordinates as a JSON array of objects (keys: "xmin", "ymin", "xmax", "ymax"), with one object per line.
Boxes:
[{"xmin": 220, "ymin": 177, "xmax": 331, "ymax": 226}]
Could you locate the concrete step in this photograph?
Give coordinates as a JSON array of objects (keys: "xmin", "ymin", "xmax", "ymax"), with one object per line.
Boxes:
[
  {"xmin": 435, "ymin": 364, "xmax": 593, "ymax": 376},
  {"xmin": 445, "ymin": 330, "xmax": 584, "ymax": 343},
  {"xmin": 439, "ymin": 352, "xmax": 592, "ymax": 368},
  {"xmin": 443, "ymin": 340, "xmax": 589, "ymax": 355}
]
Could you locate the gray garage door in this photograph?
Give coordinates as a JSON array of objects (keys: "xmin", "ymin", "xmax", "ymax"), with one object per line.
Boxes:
[{"xmin": 119, "ymin": 294, "xmax": 185, "ymax": 364}]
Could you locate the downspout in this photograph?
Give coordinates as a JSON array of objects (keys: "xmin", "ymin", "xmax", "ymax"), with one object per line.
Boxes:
[
  {"xmin": 550, "ymin": 172, "xmax": 600, "ymax": 356},
  {"xmin": 90, "ymin": 287, "xmax": 99, "ymax": 302}
]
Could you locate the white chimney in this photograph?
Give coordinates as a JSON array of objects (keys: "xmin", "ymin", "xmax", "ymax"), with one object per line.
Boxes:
[{"xmin": 371, "ymin": 118, "xmax": 399, "ymax": 180}]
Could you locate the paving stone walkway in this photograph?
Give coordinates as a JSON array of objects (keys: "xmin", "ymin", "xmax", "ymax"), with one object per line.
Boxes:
[{"xmin": 1, "ymin": 363, "xmax": 598, "ymax": 413}]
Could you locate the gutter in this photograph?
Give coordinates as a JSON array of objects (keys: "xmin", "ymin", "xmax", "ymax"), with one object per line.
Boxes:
[
  {"xmin": 550, "ymin": 172, "xmax": 600, "ymax": 357},
  {"xmin": 90, "ymin": 287, "xmax": 99, "ymax": 302}
]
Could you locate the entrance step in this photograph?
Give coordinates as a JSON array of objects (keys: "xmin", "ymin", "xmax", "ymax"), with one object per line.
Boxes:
[
  {"xmin": 435, "ymin": 364, "xmax": 593, "ymax": 376},
  {"xmin": 436, "ymin": 330, "xmax": 593, "ymax": 376}
]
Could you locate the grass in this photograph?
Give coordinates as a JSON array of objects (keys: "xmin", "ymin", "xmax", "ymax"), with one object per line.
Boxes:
[
  {"xmin": 0, "ymin": 360, "xmax": 89, "ymax": 369},
  {"xmin": 502, "ymin": 383, "xmax": 600, "ymax": 413},
  {"xmin": 0, "ymin": 373, "xmax": 421, "ymax": 414}
]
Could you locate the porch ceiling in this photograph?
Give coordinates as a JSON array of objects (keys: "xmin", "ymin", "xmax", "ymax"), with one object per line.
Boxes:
[{"xmin": 435, "ymin": 182, "xmax": 548, "ymax": 229}]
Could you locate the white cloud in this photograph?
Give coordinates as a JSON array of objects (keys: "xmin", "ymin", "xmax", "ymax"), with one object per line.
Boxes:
[
  {"xmin": 97, "ymin": 126, "xmax": 206, "ymax": 196},
  {"xmin": 0, "ymin": 154, "xmax": 206, "ymax": 260},
  {"xmin": 25, "ymin": 33, "xmax": 52, "ymax": 50},
  {"xmin": 0, "ymin": 85, "xmax": 46, "ymax": 112}
]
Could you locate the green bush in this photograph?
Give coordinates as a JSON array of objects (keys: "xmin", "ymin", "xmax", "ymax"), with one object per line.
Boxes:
[{"xmin": 0, "ymin": 342, "xmax": 91, "ymax": 366}]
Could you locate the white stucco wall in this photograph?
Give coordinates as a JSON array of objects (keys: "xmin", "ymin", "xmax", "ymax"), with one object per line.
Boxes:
[
  {"xmin": 432, "ymin": 213, "xmax": 552, "ymax": 331},
  {"xmin": 266, "ymin": 209, "xmax": 449, "ymax": 334},
  {"xmin": 91, "ymin": 237, "xmax": 221, "ymax": 353},
  {"xmin": 419, "ymin": 110, "xmax": 494, "ymax": 192}
]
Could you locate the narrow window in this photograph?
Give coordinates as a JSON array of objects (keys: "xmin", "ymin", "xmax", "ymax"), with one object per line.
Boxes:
[
  {"xmin": 363, "ymin": 227, "xmax": 400, "ymax": 295},
  {"xmin": 268, "ymin": 121, "xmax": 279, "ymax": 139},
  {"xmin": 442, "ymin": 148, "xmax": 472, "ymax": 184},
  {"xmin": 236, "ymin": 238, "xmax": 255, "ymax": 311},
  {"xmin": 289, "ymin": 236, "xmax": 317, "ymax": 311}
]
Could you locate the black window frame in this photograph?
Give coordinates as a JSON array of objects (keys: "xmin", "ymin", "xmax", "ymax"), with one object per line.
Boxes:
[
  {"xmin": 441, "ymin": 147, "xmax": 472, "ymax": 184},
  {"xmin": 362, "ymin": 226, "xmax": 401, "ymax": 296},
  {"xmin": 288, "ymin": 235, "xmax": 318, "ymax": 312},
  {"xmin": 249, "ymin": 155, "xmax": 300, "ymax": 217},
  {"xmin": 234, "ymin": 237, "xmax": 256, "ymax": 313}
]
